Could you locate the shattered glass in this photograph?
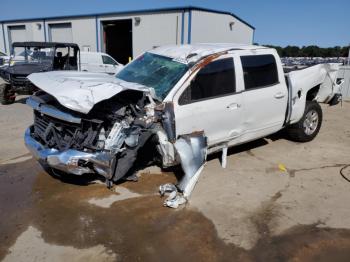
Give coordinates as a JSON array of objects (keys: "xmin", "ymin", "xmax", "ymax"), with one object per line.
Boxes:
[{"xmin": 116, "ymin": 52, "xmax": 188, "ymax": 100}]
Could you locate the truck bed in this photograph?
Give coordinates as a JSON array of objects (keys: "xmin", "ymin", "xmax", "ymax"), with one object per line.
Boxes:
[{"xmin": 285, "ymin": 63, "xmax": 342, "ymax": 125}]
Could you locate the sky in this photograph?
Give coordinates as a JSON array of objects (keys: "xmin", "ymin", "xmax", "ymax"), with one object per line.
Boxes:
[{"xmin": 0, "ymin": 0, "xmax": 349, "ymax": 47}]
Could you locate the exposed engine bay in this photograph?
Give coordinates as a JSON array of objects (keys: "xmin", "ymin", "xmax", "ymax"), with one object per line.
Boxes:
[{"xmin": 26, "ymin": 89, "xmax": 207, "ymax": 208}]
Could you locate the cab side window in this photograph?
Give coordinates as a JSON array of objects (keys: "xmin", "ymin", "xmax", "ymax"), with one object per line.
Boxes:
[
  {"xmin": 240, "ymin": 54, "xmax": 279, "ymax": 90},
  {"xmin": 102, "ymin": 55, "xmax": 117, "ymax": 65},
  {"xmin": 179, "ymin": 58, "xmax": 235, "ymax": 105}
]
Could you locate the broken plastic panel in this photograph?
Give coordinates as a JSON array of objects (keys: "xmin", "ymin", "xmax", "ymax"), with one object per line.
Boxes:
[{"xmin": 160, "ymin": 132, "xmax": 207, "ymax": 208}]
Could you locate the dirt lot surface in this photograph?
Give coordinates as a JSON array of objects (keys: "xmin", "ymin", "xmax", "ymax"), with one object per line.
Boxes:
[{"xmin": 0, "ymin": 98, "xmax": 350, "ymax": 262}]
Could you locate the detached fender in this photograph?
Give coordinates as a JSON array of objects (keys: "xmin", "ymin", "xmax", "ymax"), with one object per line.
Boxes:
[{"xmin": 159, "ymin": 132, "xmax": 208, "ymax": 208}]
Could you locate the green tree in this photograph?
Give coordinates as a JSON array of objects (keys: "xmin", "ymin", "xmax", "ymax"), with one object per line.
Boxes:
[
  {"xmin": 283, "ymin": 46, "xmax": 300, "ymax": 57},
  {"xmin": 261, "ymin": 44, "xmax": 350, "ymax": 57}
]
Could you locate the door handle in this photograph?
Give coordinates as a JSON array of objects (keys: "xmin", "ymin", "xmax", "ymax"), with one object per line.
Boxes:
[
  {"xmin": 274, "ymin": 92, "xmax": 285, "ymax": 99},
  {"xmin": 227, "ymin": 103, "xmax": 241, "ymax": 110}
]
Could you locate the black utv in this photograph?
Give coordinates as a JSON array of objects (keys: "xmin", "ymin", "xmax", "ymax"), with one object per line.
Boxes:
[{"xmin": 0, "ymin": 42, "xmax": 80, "ymax": 104}]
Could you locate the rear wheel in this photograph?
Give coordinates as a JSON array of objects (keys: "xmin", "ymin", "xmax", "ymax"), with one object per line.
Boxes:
[
  {"xmin": 287, "ymin": 101, "xmax": 322, "ymax": 142},
  {"xmin": 0, "ymin": 83, "xmax": 15, "ymax": 105}
]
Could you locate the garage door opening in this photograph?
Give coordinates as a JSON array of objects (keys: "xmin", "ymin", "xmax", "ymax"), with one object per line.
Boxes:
[
  {"xmin": 49, "ymin": 23, "xmax": 73, "ymax": 43},
  {"xmin": 103, "ymin": 19, "xmax": 132, "ymax": 65},
  {"xmin": 8, "ymin": 25, "xmax": 26, "ymax": 52}
]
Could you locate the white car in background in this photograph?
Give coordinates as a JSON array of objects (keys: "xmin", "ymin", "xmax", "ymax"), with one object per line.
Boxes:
[
  {"xmin": 80, "ymin": 52, "xmax": 123, "ymax": 75},
  {"xmin": 0, "ymin": 51, "xmax": 10, "ymax": 67}
]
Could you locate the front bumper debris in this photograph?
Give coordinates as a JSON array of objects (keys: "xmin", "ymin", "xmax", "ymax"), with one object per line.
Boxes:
[
  {"xmin": 24, "ymin": 126, "xmax": 114, "ymax": 177},
  {"xmin": 159, "ymin": 132, "xmax": 207, "ymax": 208}
]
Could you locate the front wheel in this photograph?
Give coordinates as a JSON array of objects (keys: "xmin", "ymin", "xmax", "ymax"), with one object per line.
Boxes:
[
  {"xmin": 287, "ymin": 101, "xmax": 323, "ymax": 142},
  {"xmin": 0, "ymin": 83, "xmax": 15, "ymax": 105}
]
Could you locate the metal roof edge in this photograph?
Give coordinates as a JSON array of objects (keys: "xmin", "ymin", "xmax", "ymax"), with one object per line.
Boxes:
[
  {"xmin": 186, "ymin": 6, "xmax": 255, "ymax": 30},
  {"xmin": 0, "ymin": 6, "xmax": 254, "ymax": 30},
  {"xmin": 0, "ymin": 6, "xmax": 188, "ymax": 23}
]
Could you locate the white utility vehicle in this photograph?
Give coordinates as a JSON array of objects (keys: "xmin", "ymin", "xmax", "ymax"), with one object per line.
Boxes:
[
  {"xmin": 80, "ymin": 51, "xmax": 124, "ymax": 75},
  {"xmin": 24, "ymin": 44, "xmax": 343, "ymax": 207}
]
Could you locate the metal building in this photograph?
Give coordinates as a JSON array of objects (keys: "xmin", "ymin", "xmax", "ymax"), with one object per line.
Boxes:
[{"xmin": 0, "ymin": 6, "xmax": 255, "ymax": 64}]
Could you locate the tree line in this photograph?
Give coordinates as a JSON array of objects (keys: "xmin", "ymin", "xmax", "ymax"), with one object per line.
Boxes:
[{"xmin": 259, "ymin": 44, "xmax": 349, "ymax": 57}]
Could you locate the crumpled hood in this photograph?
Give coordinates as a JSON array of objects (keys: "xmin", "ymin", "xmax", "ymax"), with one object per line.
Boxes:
[{"xmin": 28, "ymin": 71, "xmax": 150, "ymax": 114}]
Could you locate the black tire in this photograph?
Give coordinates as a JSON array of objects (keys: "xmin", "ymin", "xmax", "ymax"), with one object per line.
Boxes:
[
  {"xmin": 0, "ymin": 83, "xmax": 15, "ymax": 105},
  {"xmin": 287, "ymin": 101, "xmax": 323, "ymax": 142}
]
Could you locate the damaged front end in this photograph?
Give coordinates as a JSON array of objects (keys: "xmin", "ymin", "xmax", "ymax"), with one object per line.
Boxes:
[
  {"xmin": 26, "ymin": 89, "xmax": 162, "ymax": 180},
  {"xmin": 24, "ymin": 50, "xmax": 216, "ymax": 208},
  {"xmin": 25, "ymin": 89, "xmax": 207, "ymax": 208}
]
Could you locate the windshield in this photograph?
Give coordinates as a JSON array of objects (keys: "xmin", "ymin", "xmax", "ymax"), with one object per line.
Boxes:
[
  {"xmin": 11, "ymin": 47, "xmax": 54, "ymax": 65},
  {"xmin": 116, "ymin": 52, "xmax": 188, "ymax": 100}
]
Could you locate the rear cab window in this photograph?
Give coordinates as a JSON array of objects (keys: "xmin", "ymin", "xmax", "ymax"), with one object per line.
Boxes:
[
  {"xmin": 240, "ymin": 54, "xmax": 279, "ymax": 90},
  {"xmin": 179, "ymin": 57, "xmax": 236, "ymax": 105}
]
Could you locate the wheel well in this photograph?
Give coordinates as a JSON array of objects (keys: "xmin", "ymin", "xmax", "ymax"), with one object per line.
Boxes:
[{"xmin": 306, "ymin": 85, "xmax": 320, "ymax": 101}]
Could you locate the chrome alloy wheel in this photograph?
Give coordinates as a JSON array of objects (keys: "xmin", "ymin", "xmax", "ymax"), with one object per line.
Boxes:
[{"xmin": 303, "ymin": 110, "xmax": 319, "ymax": 135}]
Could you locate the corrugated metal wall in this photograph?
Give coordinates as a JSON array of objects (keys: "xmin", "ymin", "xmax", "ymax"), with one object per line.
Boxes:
[
  {"xmin": 191, "ymin": 11, "xmax": 254, "ymax": 44},
  {"xmin": 0, "ymin": 9, "xmax": 254, "ymax": 58},
  {"xmin": 46, "ymin": 17, "xmax": 97, "ymax": 51},
  {"xmin": 97, "ymin": 11, "xmax": 183, "ymax": 58},
  {"xmin": 0, "ymin": 21, "xmax": 45, "ymax": 54}
]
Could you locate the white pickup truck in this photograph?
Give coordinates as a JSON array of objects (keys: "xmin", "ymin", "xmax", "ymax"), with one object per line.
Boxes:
[{"xmin": 24, "ymin": 43, "xmax": 343, "ymax": 207}]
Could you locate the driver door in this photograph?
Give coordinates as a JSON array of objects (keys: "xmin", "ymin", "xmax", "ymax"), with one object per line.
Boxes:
[
  {"xmin": 102, "ymin": 55, "xmax": 122, "ymax": 74},
  {"xmin": 173, "ymin": 56, "xmax": 243, "ymax": 146}
]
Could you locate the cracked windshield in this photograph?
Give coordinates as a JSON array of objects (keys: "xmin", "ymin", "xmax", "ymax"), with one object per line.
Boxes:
[{"xmin": 116, "ymin": 52, "xmax": 188, "ymax": 99}]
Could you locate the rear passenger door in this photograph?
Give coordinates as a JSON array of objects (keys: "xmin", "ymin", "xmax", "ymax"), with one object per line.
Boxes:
[
  {"xmin": 239, "ymin": 52, "xmax": 287, "ymax": 142},
  {"xmin": 173, "ymin": 56, "xmax": 243, "ymax": 146}
]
